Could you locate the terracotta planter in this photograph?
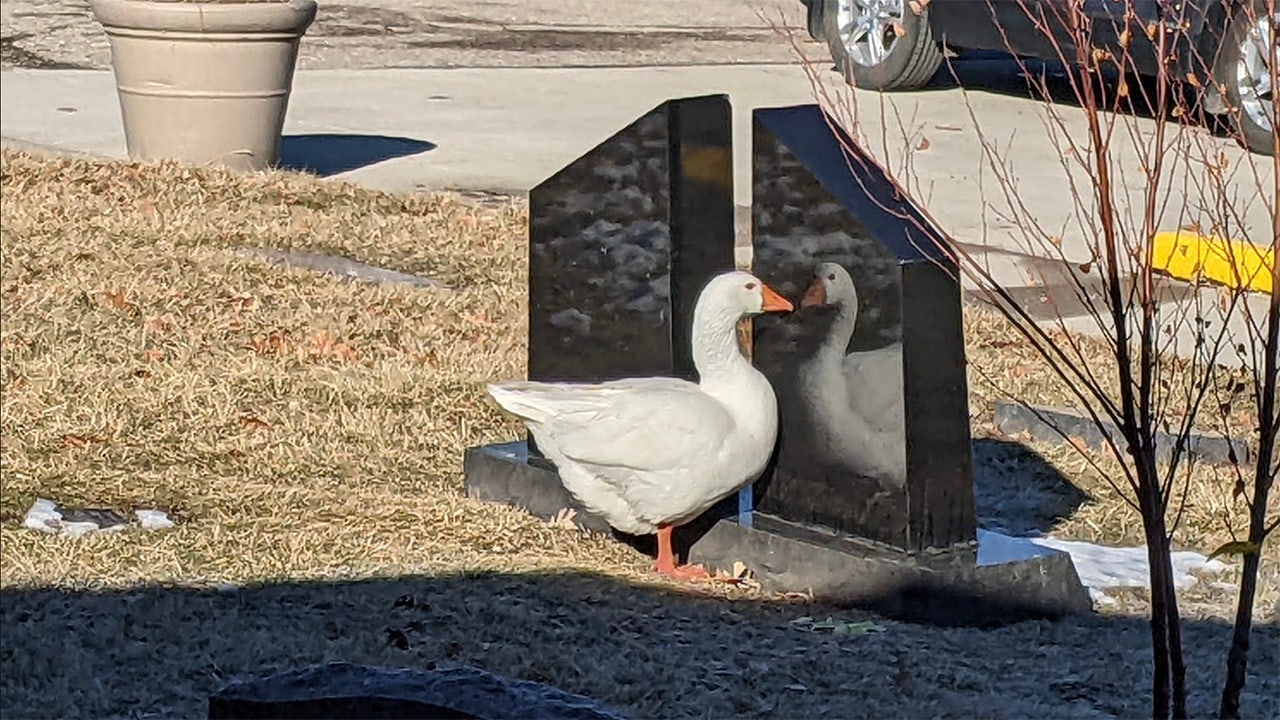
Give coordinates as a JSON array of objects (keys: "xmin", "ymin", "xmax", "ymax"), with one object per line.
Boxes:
[{"xmin": 90, "ymin": 0, "xmax": 318, "ymax": 171}]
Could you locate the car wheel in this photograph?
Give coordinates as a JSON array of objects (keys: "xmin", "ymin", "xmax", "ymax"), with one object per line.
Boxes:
[
  {"xmin": 821, "ymin": 0, "xmax": 944, "ymax": 91},
  {"xmin": 1213, "ymin": 4, "xmax": 1277, "ymax": 155}
]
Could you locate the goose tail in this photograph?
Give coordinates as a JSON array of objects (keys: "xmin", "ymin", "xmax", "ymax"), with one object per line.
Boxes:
[{"xmin": 487, "ymin": 382, "xmax": 558, "ymax": 425}]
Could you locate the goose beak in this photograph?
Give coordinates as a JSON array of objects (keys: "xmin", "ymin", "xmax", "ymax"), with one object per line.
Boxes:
[
  {"xmin": 761, "ymin": 284, "xmax": 794, "ymax": 313},
  {"xmin": 800, "ymin": 278, "xmax": 827, "ymax": 308}
]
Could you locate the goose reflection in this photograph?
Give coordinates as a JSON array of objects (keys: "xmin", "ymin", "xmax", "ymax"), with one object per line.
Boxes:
[{"xmin": 794, "ymin": 262, "xmax": 906, "ymax": 486}]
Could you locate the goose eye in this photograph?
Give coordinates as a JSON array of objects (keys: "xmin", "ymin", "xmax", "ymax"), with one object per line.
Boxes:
[
  {"xmin": 745, "ymin": 282, "xmax": 757, "ymax": 290},
  {"xmin": 827, "ymin": 273, "xmax": 837, "ymax": 281}
]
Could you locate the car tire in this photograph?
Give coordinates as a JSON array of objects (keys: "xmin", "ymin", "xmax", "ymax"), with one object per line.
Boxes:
[
  {"xmin": 1212, "ymin": 3, "xmax": 1277, "ymax": 156},
  {"xmin": 820, "ymin": 0, "xmax": 944, "ymax": 91}
]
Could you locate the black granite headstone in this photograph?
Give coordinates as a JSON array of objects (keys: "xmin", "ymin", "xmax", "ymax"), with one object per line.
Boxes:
[
  {"xmin": 462, "ymin": 99, "xmax": 1091, "ymax": 624},
  {"xmin": 527, "ymin": 94, "xmax": 736, "ymax": 384},
  {"xmin": 749, "ymin": 104, "xmax": 976, "ymax": 554}
]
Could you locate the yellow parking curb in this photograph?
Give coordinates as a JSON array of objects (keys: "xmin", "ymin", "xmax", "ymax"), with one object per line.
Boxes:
[{"xmin": 1152, "ymin": 230, "xmax": 1275, "ymax": 294}]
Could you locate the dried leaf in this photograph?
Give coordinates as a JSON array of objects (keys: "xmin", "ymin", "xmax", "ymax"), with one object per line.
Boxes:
[
  {"xmin": 799, "ymin": 616, "xmax": 886, "ymax": 636},
  {"xmin": 1145, "ymin": 22, "xmax": 1158, "ymax": 40},
  {"xmin": 1048, "ymin": 235, "xmax": 1063, "ymax": 248},
  {"xmin": 1218, "ymin": 286, "xmax": 1233, "ymax": 313},
  {"xmin": 833, "ymin": 620, "xmax": 886, "ymax": 636},
  {"xmin": 103, "ymin": 290, "xmax": 132, "ymax": 311},
  {"xmin": 463, "ymin": 312, "xmax": 495, "ymax": 328},
  {"xmin": 247, "ymin": 331, "xmax": 288, "ymax": 356},
  {"xmin": 1185, "ymin": 72, "xmax": 1201, "ymax": 88},
  {"xmin": 550, "ymin": 507, "xmax": 579, "ymax": 529},
  {"xmin": 240, "ymin": 415, "xmax": 271, "ymax": 433},
  {"xmin": 331, "ymin": 343, "xmax": 357, "ymax": 362},
  {"xmin": 62, "ymin": 433, "xmax": 105, "ymax": 448},
  {"xmin": 1207, "ymin": 540, "xmax": 1260, "ymax": 561},
  {"xmin": 1117, "ymin": 80, "xmax": 1129, "ymax": 98},
  {"xmin": 892, "ymin": 23, "xmax": 906, "ymax": 37},
  {"xmin": 915, "ymin": 136, "xmax": 932, "ymax": 151},
  {"xmin": 225, "ymin": 292, "xmax": 257, "ymax": 311},
  {"xmin": 144, "ymin": 315, "xmax": 174, "ymax": 333},
  {"xmin": 141, "ymin": 348, "xmax": 166, "ymax": 362},
  {"xmin": 1232, "ymin": 479, "xmax": 1246, "ymax": 499},
  {"xmin": 1067, "ymin": 435, "xmax": 1091, "ymax": 453},
  {"xmin": 1118, "ymin": 28, "xmax": 1131, "ymax": 47},
  {"xmin": 713, "ymin": 560, "xmax": 755, "ymax": 585},
  {"xmin": 1079, "ymin": 261, "xmax": 1093, "ymax": 274},
  {"xmin": 1011, "ymin": 363, "xmax": 1030, "ymax": 378},
  {"xmin": 304, "ymin": 330, "xmax": 358, "ymax": 363}
]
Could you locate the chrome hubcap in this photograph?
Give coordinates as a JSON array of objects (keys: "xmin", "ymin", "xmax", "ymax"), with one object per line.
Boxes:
[
  {"xmin": 1237, "ymin": 12, "xmax": 1278, "ymax": 133},
  {"xmin": 836, "ymin": 0, "xmax": 905, "ymax": 67}
]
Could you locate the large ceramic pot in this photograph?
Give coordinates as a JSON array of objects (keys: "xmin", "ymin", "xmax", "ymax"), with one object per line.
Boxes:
[{"xmin": 90, "ymin": 0, "xmax": 318, "ymax": 171}]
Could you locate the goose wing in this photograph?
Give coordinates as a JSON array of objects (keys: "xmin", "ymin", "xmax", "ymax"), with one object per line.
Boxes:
[{"xmin": 488, "ymin": 377, "xmax": 737, "ymax": 473}]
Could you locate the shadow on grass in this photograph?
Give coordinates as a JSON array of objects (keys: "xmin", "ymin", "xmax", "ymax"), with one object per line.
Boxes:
[
  {"xmin": 2, "ymin": 569, "xmax": 1277, "ymax": 719},
  {"xmin": 972, "ymin": 437, "xmax": 1092, "ymax": 536},
  {"xmin": 278, "ymin": 134, "xmax": 436, "ymax": 177}
]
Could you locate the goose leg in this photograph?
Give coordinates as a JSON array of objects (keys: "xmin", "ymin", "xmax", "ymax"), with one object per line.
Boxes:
[{"xmin": 653, "ymin": 525, "xmax": 709, "ymax": 580}]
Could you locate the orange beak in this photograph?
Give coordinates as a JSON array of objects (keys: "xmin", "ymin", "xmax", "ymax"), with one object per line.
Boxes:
[
  {"xmin": 761, "ymin": 283, "xmax": 794, "ymax": 313},
  {"xmin": 801, "ymin": 279, "xmax": 827, "ymax": 308}
]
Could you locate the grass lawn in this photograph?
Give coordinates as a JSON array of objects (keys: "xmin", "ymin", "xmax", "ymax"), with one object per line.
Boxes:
[{"xmin": 1, "ymin": 148, "xmax": 1276, "ymax": 718}]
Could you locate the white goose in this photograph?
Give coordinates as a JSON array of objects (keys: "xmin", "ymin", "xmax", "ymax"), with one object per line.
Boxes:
[
  {"xmin": 488, "ymin": 271, "xmax": 794, "ymax": 579},
  {"xmin": 796, "ymin": 262, "xmax": 906, "ymax": 484}
]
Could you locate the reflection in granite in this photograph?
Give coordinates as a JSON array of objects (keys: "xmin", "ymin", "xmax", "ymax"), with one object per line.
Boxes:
[
  {"xmin": 527, "ymin": 95, "xmax": 735, "ymax": 384},
  {"xmin": 749, "ymin": 104, "xmax": 976, "ymax": 553}
]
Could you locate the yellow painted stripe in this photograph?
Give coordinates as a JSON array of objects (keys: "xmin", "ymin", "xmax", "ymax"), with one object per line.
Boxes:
[{"xmin": 1152, "ymin": 230, "xmax": 1275, "ymax": 294}]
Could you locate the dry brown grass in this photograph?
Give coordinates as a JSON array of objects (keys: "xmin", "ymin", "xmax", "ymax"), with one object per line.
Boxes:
[
  {"xmin": 0, "ymin": 147, "xmax": 658, "ymax": 589},
  {"xmin": 1, "ymin": 148, "xmax": 1277, "ymax": 719}
]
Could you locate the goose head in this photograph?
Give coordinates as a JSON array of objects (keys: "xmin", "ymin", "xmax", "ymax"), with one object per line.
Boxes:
[
  {"xmin": 801, "ymin": 262, "xmax": 858, "ymax": 313},
  {"xmin": 798, "ymin": 262, "xmax": 860, "ymax": 362},
  {"xmin": 697, "ymin": 270, "xmax": 794, "ymax": 322},
  {"xmin": 692, "ymin": 271, "xmax": 793, "ymax": 376}
]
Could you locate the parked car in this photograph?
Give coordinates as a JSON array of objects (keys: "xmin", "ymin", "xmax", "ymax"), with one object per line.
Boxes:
[{"xmin": 801, "ymin": 0, "xmax": 1277, "ymax": 155}]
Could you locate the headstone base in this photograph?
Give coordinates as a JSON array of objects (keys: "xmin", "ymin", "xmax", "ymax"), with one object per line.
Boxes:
[{"xmin": 464, "ymin": 441, "xmax": 1093, "ymax": 626}]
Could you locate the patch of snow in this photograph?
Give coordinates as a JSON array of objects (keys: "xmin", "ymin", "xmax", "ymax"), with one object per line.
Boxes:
[
  {"xmin": 24, "ymin": 498, "xmax": 175, "ymax": 537},
  {"xmin": 1033, "ymin": 534, "xmax": 1228, "ymax": 592},
  {"xmin": 135, "ymin": 509, "xmax": 176, "ymax": 530},
  {"xmin": 978, "ymin": 529, "xmax": 1227, "ymax": 605},
  {"xmin": 22, "ymin": 498, "xmax": 62, "ymax": 534},
  {"xmin": 976, "ymin": 528, "xmax": 1060, "ymax": 564}
]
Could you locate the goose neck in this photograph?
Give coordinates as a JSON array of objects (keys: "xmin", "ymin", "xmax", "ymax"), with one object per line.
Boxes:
[
  {"xmin": 691, "ymin": 304, "xmax": 752, "ymax": 382},
  {"xmin": 815, "ymin": 301, "xmax": 858, "ymax": 363}
]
